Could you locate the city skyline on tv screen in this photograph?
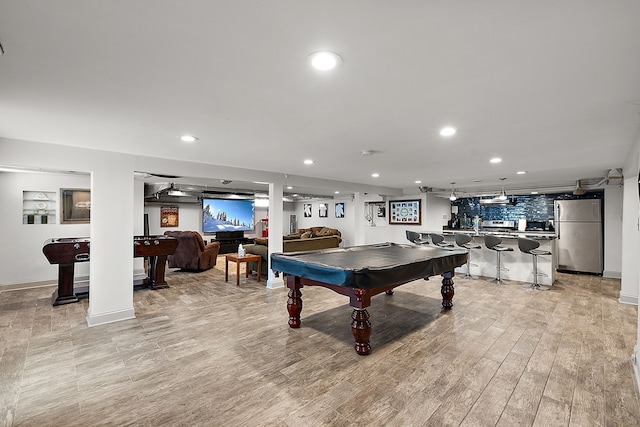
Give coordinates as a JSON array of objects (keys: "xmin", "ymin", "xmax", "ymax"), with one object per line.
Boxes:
[{"xmin": 202, "ymin": 198, "xmax": 254, "ymax": 232}]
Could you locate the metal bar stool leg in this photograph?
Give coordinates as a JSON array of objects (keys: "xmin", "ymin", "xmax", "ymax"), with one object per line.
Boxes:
[
  {"xmin": 462, "ymin": 249, "xmax": 472, "ymax": 279},
  {"xmin": 527, "ymin": 253, "xmax": 551, "ymax": 291},
  {"xmin": 490, "ymin": 251, "xmax": 509, "ymax": 284}
]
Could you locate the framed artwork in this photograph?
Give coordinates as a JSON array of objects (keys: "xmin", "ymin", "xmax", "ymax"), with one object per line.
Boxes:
[
  {"xmin": 389, "ymin": 199, "xmax": 421, "ymax": 225},
  {"xmin": 377, "ymin": 205, "xmax": 386, "ymax": 218},
  {"xmin": 335, "ymin": 202, "xmax": 345, "ymax": 218},
  {"xmin": 160, "ymin": 206, "xmax": 179, "ymax": 227},
  {"xmin": 304, "ymin": 203, "xmax": 312, "ymax": 218},
  {"xmin": 61, "ymin": 188, "xmax": 91, "ymax": 224},
  {"xmin": 318, "ymin": 203, "xmax": 328, "ymax": 218}
]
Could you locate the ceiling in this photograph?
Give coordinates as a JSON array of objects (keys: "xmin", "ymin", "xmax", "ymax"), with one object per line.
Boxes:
[{"xmin": 1, "ymin": 1, "xmax": 639, "ymax": 199}]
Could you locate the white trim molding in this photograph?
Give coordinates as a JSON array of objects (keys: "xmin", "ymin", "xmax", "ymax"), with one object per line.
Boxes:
[
  {"xmin": 86, "ymin": 307, "xmax": 135, "ymax": 327},
  {"xmin": 633, "ymin": 345, "xmax": 640, "ymax": 395},
  {"xmin": 267, "ymin": 271, "xmax": 285, "ymax": 289},
  {"xmin": 603, "ymin": 270, "xmax": 622, "ymax": 279},
  {"xmin": 619, "ymin": 293, "xmax": 639, "ymax": 305}
]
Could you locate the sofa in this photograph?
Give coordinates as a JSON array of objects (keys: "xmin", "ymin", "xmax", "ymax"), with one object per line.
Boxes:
[
  {"xmin": 244, "ymin": 227, "xmax": 342, "ymax": 276},
  {"xmin": 163, "ymin": 230, "xmax": 221, "ymax": 271}
]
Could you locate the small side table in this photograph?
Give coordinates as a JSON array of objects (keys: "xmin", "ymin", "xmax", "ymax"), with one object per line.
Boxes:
[{"xmin": 225, "ymin": 253, "xmax": 262, "ymax": 286}]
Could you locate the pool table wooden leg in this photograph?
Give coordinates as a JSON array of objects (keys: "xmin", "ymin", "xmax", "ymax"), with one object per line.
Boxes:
[
  {"xmin": 441, "ymin": 271, "xmax": 454, "ymax": 309},
  {"xmin": 351, "ymin": 308, "xmax": 372, "ymax": 355},
  {"xmin": 286, "ymin": 276, "xmax": 303, "ymax": 328}
]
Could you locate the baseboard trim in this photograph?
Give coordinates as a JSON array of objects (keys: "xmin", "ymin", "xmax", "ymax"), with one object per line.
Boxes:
[
  {"xmin": 86, "ymin": 307, "xmax": 135, "ymax": 327},
  {"xmin": 1, "ymin": 276, "xmax": 88, "ymax": 292},
  {"xmin": 619, "ymin": 293, "xmax": 638, "ymax": 305},
  {"xmin": 633, "ymin": 345, "xmax": 640, "ymax": 396},
  {"xmin": 267, "ymin": 272, "xmax": 284, "ymax": 289},
  {"xmin": 0, "ymin": 280, "xmax": 56, "ymax": 292},
  {"xmin": 603, "ymin": 270, "xmax": 622, "ymax": 279}
]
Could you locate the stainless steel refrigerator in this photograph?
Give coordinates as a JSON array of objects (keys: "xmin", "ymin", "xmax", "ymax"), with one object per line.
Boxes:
[{"xmin": 554, "ymin": 199, "xmax": 603, "ymax": 274}]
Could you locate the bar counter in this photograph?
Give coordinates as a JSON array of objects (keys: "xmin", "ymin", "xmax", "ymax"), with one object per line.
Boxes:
[{"xmin": 419, "ymin": 229, "xmax": 556, "ymax": 286}]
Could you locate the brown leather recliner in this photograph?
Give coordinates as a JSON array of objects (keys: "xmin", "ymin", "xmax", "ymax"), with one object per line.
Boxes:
[{"xmin": 163, "ymin": 231, "xmax": 220, "ymax": 271}]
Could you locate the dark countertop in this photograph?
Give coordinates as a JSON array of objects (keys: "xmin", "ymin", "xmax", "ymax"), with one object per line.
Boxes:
[{"xmin": 433, "ymin": 229, "xmax": 556, "ymax": 240}]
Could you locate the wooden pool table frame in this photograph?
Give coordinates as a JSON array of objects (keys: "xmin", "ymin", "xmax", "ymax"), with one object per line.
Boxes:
[{"xmin": 285, "ymin": 270, "xmax": 456, "ymax": 355}]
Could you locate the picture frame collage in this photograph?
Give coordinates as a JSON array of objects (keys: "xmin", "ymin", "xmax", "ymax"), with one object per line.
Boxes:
[
  {"xmin": 303, "ymin": 202, "xmax": 345, "ymax": 219},
  {"xmin": 302, "ymin": 200, "xmax": 422, "ymax": 224},
  {"xmin": 389, "ymin": 199, "xmax": 421, "ymax": 225}
]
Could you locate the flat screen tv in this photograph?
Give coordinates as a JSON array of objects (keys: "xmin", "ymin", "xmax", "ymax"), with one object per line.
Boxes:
[{"xmin": 202, "ymin": 197, "xmax": 255, "ymax": 233}]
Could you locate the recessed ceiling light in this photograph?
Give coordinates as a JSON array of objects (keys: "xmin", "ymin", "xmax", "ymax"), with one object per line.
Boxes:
[
  {"xmin": 334, "ymin": 191, "xmax": 340, "ymax": 194},
  {"xmin": 516, "ymin": 171, "xmax": 526, "ymax": 175},
  {"xmin": 490, "ymin": 157, "xmax": 502, "ymax": 164},
  {"xmin": 372, "ymin": 173, "xmax": 380, "ymax": 178},
  {"xmin": 440, "ymin": 127, "xmax": 456, "ymax": 137},
  {"xmin": 286, "ymin": 186, "xmax": 293, "ymax": 190},
  {"xmin": 308, "ymin": 51, "xmax": 342, "ymax": 71},
  {"xmin": 180, "ymin": 135, "xmax": 198, "ymax": 143},
  {"xmin": 531, "ymin": 191, "xmax": 539, "ymax": 195},
  {"xmin": 304, "ymin": 159, "xmax": 314, "ymax": 165},
  {"xmin": 415, "ymin": 180, "xmax": 422, "ymax": 184}
]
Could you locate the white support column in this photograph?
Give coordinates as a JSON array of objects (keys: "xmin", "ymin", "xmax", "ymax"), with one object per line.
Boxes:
[
  {"xmin": 86, "ymin": 153, "xmax": 135, "ymax": 326},
  {"xmin": 620, "ymin": 173, "xmax": 639, "ymax": 304},
  {"xmin": 621, "ymin": 147, "xmax": 640, "ymax": 393},
  {"xmin": 133, "ymin": 178, "xmax": 146, "ymax": 280},
  {"xmin": 267, "ymin": 182, "xmax": 284, "ymax": 289},
  {"xmin": 353, "ymin": 192, "xmax": 365, "ymax": 245}
]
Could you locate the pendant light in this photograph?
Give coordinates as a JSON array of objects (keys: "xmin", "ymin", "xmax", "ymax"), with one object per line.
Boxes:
[
  {"xmin": 497, "ymin": 178, "xmax": 508, "ymax": 200},
  {"xmin": 449, "ymin": 182, "xmax": 457, "ymax": 201}
]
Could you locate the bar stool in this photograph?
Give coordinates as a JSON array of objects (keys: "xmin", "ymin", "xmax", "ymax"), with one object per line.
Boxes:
[
  {"xmin": 406, "ymin": 230, "xmax": 429, "ymax": 245},
  {"xmin": 518, "ymin": 237, "xmax": 552, "ymax": 291},
  {"xmin": 455, "ymin": 234, "xmax": 481, "ymax": 279},
  {"xmin": 484, "ymin": 235, "xmax": 513, "ymax": 284},
  {"xmin": 430, "ymin": 233, "xmax": 455, "ymax": 248}
]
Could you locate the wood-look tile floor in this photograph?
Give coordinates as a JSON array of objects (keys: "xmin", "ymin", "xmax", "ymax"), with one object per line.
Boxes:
[{"xmin": 1, "ymin": 258, "xmax": 639, "ymax": 426}]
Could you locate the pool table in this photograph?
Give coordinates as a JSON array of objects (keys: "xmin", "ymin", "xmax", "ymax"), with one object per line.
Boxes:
[{"xmin": 270, "ymin": 242, "xmax": 467, "ymax": 355}]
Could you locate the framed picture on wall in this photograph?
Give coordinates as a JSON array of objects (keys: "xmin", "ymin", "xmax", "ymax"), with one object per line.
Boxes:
[
  {"xmin": 389, "ymin": 199, "xmax": 421, "ymax": 225},
  {"xmin": 335, "ymin": 202, "xmax": 345, "ymax": 218},
  {"xmin": 304, "ymin": 203, "xmax": 312, "ymax": 218},
  {"xmin": 160, "ymin": 206, "xmax": 179, "ymax": 227},
  {"xmin": 61, "ymin": 188, "xmax": 91, "ymax": 224},
  {"xmin": 318, "ymin": 203, "xmax": 328, "ymax": 218}
]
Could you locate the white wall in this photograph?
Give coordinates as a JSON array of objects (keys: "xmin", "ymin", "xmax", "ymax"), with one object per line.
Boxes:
[
  {"xmin": 144, "ymin": 203, "xmax": 203, "ymax": 236},
  {"xmin": 0, "ymin": 171, "xmax": 91, "ymax": 285},
  {"xmin": 143, "ymin": 203, "xmax": 268, "ymax": 239},
  {"xmin": 1, "ymin": 138, "xmax": 138, "ymax": 325},
  {"xmin": 604, "ymin": 185, "xmax": 623, "ymax": 278},
  {"xmin": 361, "ymin": 193, "xmax": 451, "ymax": 245},
  {"xmin": 621, "ymin": 148, "xmax": 640, "ymax": 305},
  {"xmin": 291, "ymin": 198, "xmax": 355, "ymax": 246},
  {"xmin": 620, "ymin": 125, "xmax": 640, "ymax": 393}
]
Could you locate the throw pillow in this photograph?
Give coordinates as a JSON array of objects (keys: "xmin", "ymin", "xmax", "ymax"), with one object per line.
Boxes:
[
  {"xmin": 318, "ymin": 227, "xmax": 332, "ymax": 236},
  {"xmin": 254, "ymin": 237, "xmax": 268, "ymax": 245}
]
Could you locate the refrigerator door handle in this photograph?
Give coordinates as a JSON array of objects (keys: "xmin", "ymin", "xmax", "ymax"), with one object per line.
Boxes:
[{"xmin": 556, "ymin": 205, "xmax": 560, "ymax": 238}]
